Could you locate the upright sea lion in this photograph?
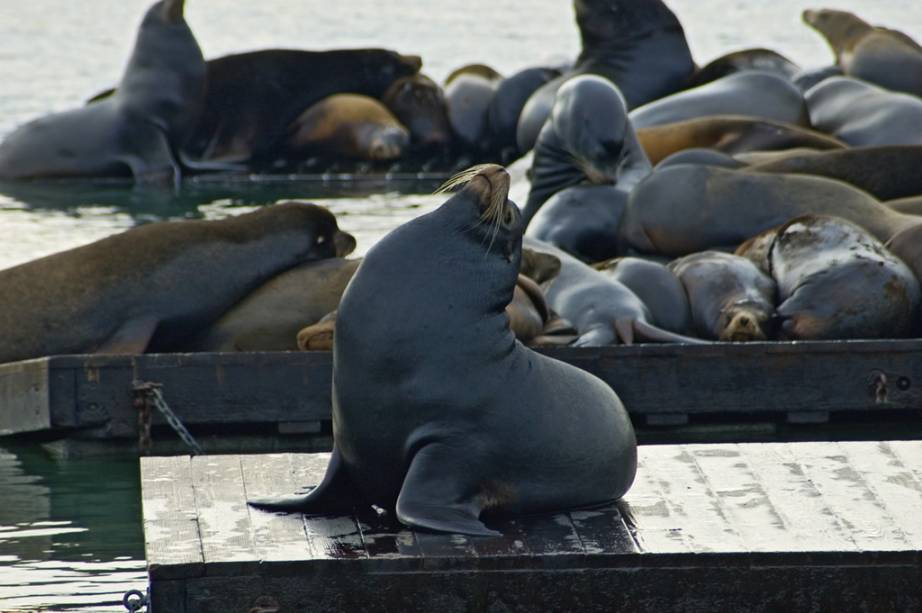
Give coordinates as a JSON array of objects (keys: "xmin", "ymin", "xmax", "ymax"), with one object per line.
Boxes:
[
  {"xmin": 594, "ymin": 257, "xmax": 692, "ymax": 335},
  {"xmin": 629, "ymin": 71, "xmax": 809, "ymax": 130},
  {"xmin": 184, "ymin": 49, "xmax": 421, "ymax": 163},
  {"xmin": 635, "ymin": 115, "xmax": 845, "ymax": 165},
  {"xmin": 250, "ymin": 165, "xmax": 637, "ymax": 537},
  {"xmin": 687, "ymin": 48, "xmax": 801, "ymax": 88},
  {"xmin": 669, "ymin": 251, "xmax": 777, "ymax": 342},
  {"xmin": 381, "ymin": 74, "xmax": 452, "ymax": 151},
  {"xmin": 523, "ymin": 76, "xmax": 650, "ymax": 224},
  {"xmin": 486, "ymin": 67, "xmax": 562, "ymax": 158},
  {"xmin": 0, "ymin": 203, "xmax": 355, "ymax": 364},
  {"xmin": 770, "ymin": 215, "xmax": 920, "ymax": 340},
  {"xmin": 516, "ymin": 0, "xmax": 694, "ymax": 152},
  {"xmin": 620, "ymin": 164, "xmax": 918, "ymax": 256},
  {"xmin": 805, "ymin": 77, "xmax": 922, "ymax": 147},
  {"xmin": 444, "ymin": 73, "xmax": 499, "ymax": 151},
  {"xmin": 747, "ymin": 146, "xmax": 922, "ymax": 201},
  {"xmin": 0, "ymin": 0, "xmax": 205, "ymax": 184},
  {"xmin": 286, "ymin": 94, "xmax": 409, "ymax": 161}
]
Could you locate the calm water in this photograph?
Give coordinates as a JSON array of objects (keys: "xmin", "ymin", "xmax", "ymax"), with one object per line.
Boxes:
[{"xmin": 2, "ymin": 1, "xmax": 922, "ymax": 610}]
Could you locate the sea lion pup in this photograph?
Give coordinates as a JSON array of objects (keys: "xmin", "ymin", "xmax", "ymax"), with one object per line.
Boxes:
[
  {"xmin": 250, "ymin": 165, "xmax": 637, "ymax": 537},
  {"xmin": 687, "ymin": 48, "xmax": 801, "ymax": 88},
  {"xmin": 619, "ymin": 165, "xmax": 918, "ymax": 257},
  {"xmin": 805, "ymin": 77, "xmax": 922, "ymax": 147},
  {"xmin": 181, "ymin": 258, "xmax": 361, "ymax": 352},
  {"xmin": 0, "ymin": 0, "xmax": 205, "ymax": 184},
  {"xmin": 594, "ymin": 257, "xmax": 692, "ymax": 335},
  {"xmin": 629, "ymin": 72, "xmax": 809, "ymax": 130},
  {"xmin": 523, "ymin": 238, "xmax": 706, "ymax": 346},
  {"xmin": 0, "ymin": 203, "xmax": 355, "ymax": 364},
  {"xmin": 635, "ymin": 115, "xmax": 845, "ymax": 165},
  {"xmin": 770, "ymin": 215, "xmax": 920, "ymax": 340},
  {"xmin": 381, "ymin": 74, "xmax": 452, "ymax": 151},
  {"xmin": 803, "ymin": 9, "xmax": 922, "ymax": 98},
  {"xmin": 183, "ymin": 49, "xmax": 422, "ymax": 163},
  {"xmin": 668, "ymin": 252, "xmax": 777, "ymax": 342},
  {"xmin": 523, "ymin": 76, "xmax": 651, "ymax": 225},
  {"xmin": 747, "ymin": 146, "xmax": 922, "ymax": 201},
  {"xmin": 486, "ymin": 66, "xmax": 562, "ymax": 158},
  {"xmin": 285, "ymin": 94, "xmax": 410, "ymax": 161}
]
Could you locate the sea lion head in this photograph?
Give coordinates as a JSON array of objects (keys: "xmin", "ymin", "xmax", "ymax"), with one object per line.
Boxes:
[
  {"xmin": 575, "ymin": 0, "xmax": 682, "ymax": 48},
  {"xmin": 359, "ymin": 50, "xmax": 422, "ymax": 90},
  {"xmin": 256, "ymin": 202, "xmax": 357, "ymax": 261},
  {"xmin": 718, "ymin": 306, "xmax": 772, "ymax": 342},
  {"xmin": 802, "ymin": 9, "xmax": 873, "ymax": 53},
  {"xmin": 382, "ymin": 74, "xmax": 453, "ymax": 149},
  {"xmin": 552, "ymin": 75, "xmax": 632, "ymax": 185},
  {"xmin": 157, "ymin": 0, "xmax": 185, "ymax": 23}
]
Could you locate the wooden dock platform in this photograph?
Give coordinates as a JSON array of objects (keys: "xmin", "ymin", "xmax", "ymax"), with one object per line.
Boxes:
[
  {"xmin": 142, "ymin": 441, "xmax": 922, "ymax": 612},
  {"xmin": 3, "ymin": 340, "xmax": 922, "ymax": 450}
]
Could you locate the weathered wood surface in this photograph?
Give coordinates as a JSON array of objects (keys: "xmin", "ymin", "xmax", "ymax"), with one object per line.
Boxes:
[
  {"xmin": 143, "ymin": 441, "xmax": 922, "ymax": 612},
  {"xmin": 3, "ymin": 340, "xmax": 922, "ymax": 438}
]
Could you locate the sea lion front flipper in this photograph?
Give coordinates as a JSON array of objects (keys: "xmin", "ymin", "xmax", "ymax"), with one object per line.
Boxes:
[
  {"xmin": 396, "ymin": 444, "xmax": 501, "ymax": 537},
  {"xmin": 123, "ymin": 123, "xmax": 181, "ymax": 188},
  {"xmin": 95, "ymin": 316, "xmax": 160, "ymax": 354},
  {"xmin": 248, "ymin": 447, "xmax": 357, "ymax": 514}
]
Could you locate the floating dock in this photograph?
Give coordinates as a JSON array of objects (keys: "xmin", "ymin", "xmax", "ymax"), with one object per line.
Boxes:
[
  {"xmin": 141, "ymin": 441, "xmax": 922, "ymax": 612},
  {"xmin": 2, "ymin": 340, "xmax": 921, "ymax": 450}
]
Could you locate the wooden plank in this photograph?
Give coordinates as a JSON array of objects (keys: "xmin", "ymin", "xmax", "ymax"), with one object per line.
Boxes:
[
  {"xmin": 0, "ymin": 358, "xmax": 51, "ymax": 435},
  {"xmin": 569, "ymin": 505, "xmax": 638, "ymax": 555},
  {"xmin": 619, "ymin": 450, "xmax": 693, "ymax": 554},
  {"xmin": 140, "ymin": 456, "xmax": 203, "ymax": 581}
]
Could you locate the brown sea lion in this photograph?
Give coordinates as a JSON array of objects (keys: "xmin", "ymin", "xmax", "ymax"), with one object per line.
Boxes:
[
  {"xmin": 381, "ymin": 74, "xmax": 452, "ymax": 150},
  {"xmin": 669, "ymin": 251, "xmax": 777, "ymax": 342},
  {"xmin": 286, "ymin": 94, "xmax": 409, "ymax": 161},
  {"xmin": 747, "ymin": 146, "xmax": 922, "ymax": 201},
  {"xmin": 771, "ymin": 215, "xmax": 920, "ymax": 340},
  {"xmin": 636, "ymin": 115, "xmax": 845, "ymax": 165},
  {"xmin": 886, "ymin": 196, "xmax": 922, "ymax": 216},
  {"xmin": 687, "ymin": 48, "xmax": 801, "ymax": 88},
  {"xmin": 444, "ymin": 63, "xmax": 503, "ymax": 85},
  {"xmin": 886, "ymin": 223, "xmax": 922, "ymax": 287},
  {"xmin": 594, "ymin": 257, "xmax": 693, "ymax": 334},
  {"xmin": 0, "ymin": 203, "xmax": 356, "ymax": 364}
]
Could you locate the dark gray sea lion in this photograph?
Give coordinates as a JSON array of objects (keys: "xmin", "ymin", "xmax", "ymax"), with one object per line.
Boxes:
[
  {"xmin": 669, "ymin": 251, "xmax": 777, "ymax": 342},
  {"xmin": 444, "ymin": 73, "xmax": 499, "ymax": 150},
  {"xmin": 515, "ymin": 0, "xmax": 695, "ymax": 152},
  {"xmin": 791, "ymin": 65, "xmax": 843, "ymax": 93},
  {"xmin": 526, "ymin": 185, "xmax": 627, "ymax": 262},
  {"xmin": 630, "ymin": 72, "xmax": 809, "ymax": 130},
  {"xmin": 687, "ymin": 48, "xmax": 801, "ymax": 88},
  {"xmin": 524, "ymin": 238, "xmax": 705, "ymax": 346},
  {"xmin": 0, "ymin": 0, "xmax": 205, "ymax": 185},
  {"xmin": 0, "ymin": 203, "xmax": 355, "ymax": 364},
  {"xmin": 486, "ymin": 67, "xmax": 562, "ymax": 158},
  {"xmin": 250, "ymin": 164, "xmax": 637, "ymax": 536},
  {"xmin": 747, "ymin": 146, "xmax": 922, "ymax": 201},
  {"xmin": 286, "ymin": 94, "xmax": 409, "ymax": 161},
  {"xmin": 805, "ymin": 77, "xmax": 922, "ymax": 147},
  {"xmin": 594, "ymin": 257, "xmax": 692, "ymax": 334},
  {"xmin": 182, "ymin": 258, "xmax": 361, "ymax": 352},
  {"xmin": 620, "ymin": 165, "xmax": 918, "ymax": 256},
  {"xmin": 381, "ymin": 74, "xmax": 452, "ymax": 151},
  {"xmin": 635, "ymin": 115, "xmax": 844, "ymax": 165},
  {"xmin": 770, "ymin": 215, "xmax": 920, "ymax": 340},
  {"xmin": 523, "ymin": 75, "xmax": 650, "ymax": 224},
  {"xmin": 185, "ymin": 49, "xmax": 421, "ymax": 163}
]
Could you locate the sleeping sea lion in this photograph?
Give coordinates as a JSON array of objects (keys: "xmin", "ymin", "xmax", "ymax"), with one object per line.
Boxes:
[
  {"xmin": 381, "ymin": 74, "xmax": 452, "ymax": 151},
  {"xmin": 594, "ymin": 257, "xmax": 692, "ymax": 335},
  {"xmin": 687, "ymin": 48, "xmax": 800, "ymax": 88}
]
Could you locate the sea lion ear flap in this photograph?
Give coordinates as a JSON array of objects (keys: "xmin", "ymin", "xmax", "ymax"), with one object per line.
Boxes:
[
  {"xmin": 161, "ymin": 0, "xmax": 185, "ymax": 22},
  {"xmin": 520, "ymin": 248, "xmax": 562, "ymax": 284}
]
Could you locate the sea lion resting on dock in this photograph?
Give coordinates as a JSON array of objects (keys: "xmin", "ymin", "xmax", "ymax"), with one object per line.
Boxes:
[
  {"xmin": 249, "ymin": 164, "xmax": 637, "ymax": 536},
  {"xmin": 0, "ymin": 203, "xmax": 355, "ymax": 364}
]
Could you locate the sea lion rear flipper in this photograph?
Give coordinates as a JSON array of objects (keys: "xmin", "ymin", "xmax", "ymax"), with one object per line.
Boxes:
[
  {"xmin": 632, "ymin": 320, "xmax": 710, "ymax": 344},
  {"xmin": 396, "ymin": 444, "xmax": 501, "ymax": 537},
  {"xmin": 95, "ymin": 316, "xmax": 160, "ymax": 354},
  {"xmin": 248, "ymin": 447, "xmax": 357, "ymax": 514},
  {"xmin": 614, "ymin": 318, "xmax": 635, "ymax": 345}
]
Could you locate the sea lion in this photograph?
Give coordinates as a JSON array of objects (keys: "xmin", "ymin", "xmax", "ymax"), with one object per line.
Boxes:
[
  {"xmin": 687, "ymin": 48, "xmax": 801, "ymax": 88},
  {"xmin": 526, "ymin": 185, "xmax": 627, "ymax": 262},
  {"xmin": 0, "ymin": 0, "xmax": 205, "ymax": 185},
  {"xmin": 523, "ymin": 75, "xmax": 651, "ymax": 224},
  {"xmin": 286, "ymin": 94, "xmax": 409, "ymax": 161},
  {"xmin": 184, "ymin": 49, "xmax": 421, "ymax": 163},
  {"xmin": 885, "ymin": 223, "xmax": 922, "ymax": 287},
  {"xmin": 296, "ymin": 311, "xmax": 339, "ymax": 351},
  {"xmin": 636, "ymin": 115, "xmax": 845, "ymax": 165},
  {"xmin": 515, "ymin": 0, "xmax": 694, "ymax": 152},
  {"xmin": 791, "ymin": 65, "xmax": 843, "ymax": 93},
  {"xmin": 250, "ymin": 164, "xmax": 637, "ymax": 537},
  {"xmin": 381, "ymin": 74, "xmax": 452, "ymax": 151},
  {"xmin": 524, "ymin": 238, "xmax": 705, "ymax": 346},
  {"xmin": 445, "ymin": 63, "xmax": 503, "ymax": 85},
  {"xmin": 486, "ymin": 67, "xmax": 562, "ymax": 158},
  {"xmin": 770, "ymin": 215, "xmax": 920, "ymax": 340},
  {"xmin": 886, "ymin": 196, "xmax": 922, "ymax": 216},
  {"xmin": 805, "ymin": 77, "xmax": 922, "ymax": 147},
  {"xmin": 181, "ymin": 258, "xmax": 361, "ymax": 352},
  {"xmin": 444, "ymin": 73, "xmax": 498, "ymax": 151},
  {"xmin": 594, "ymin": 257, "xmax": 692, "ymax": 334},
  {"xmin": 747, "ymin": 146, "xmax": 922, "ymax": 201},
  {"xmin": 619, "ymin": 164, "xmax": 918, "ymax": 256},
  {"xmin": 669, "ymin": 251, "xmax": 777, "ymax": 342},
  {"xmin": 656, "ymin": 148, "xmax": 746, "ymax": 170},
  {"xmin": 630, "ymin": 72, "xmax": 809, "ymax": 130},
  {"xmin": 0, "ymin": 203, "xmax": 356, "ymax": 364}
]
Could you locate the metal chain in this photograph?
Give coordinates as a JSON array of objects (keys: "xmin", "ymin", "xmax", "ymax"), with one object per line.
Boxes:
[
  {"xmin": 133, "ymin": 381, "xmax": 205, "ymax": 456},
  {"xmin": 122, "ymin": 588, "xmax": 149, "ymax": 612}
]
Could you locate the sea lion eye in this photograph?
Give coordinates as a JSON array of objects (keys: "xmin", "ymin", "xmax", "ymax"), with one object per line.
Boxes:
[{"xmin": 317, "ymin": 235, "xmax": 326, "ymax": 244}]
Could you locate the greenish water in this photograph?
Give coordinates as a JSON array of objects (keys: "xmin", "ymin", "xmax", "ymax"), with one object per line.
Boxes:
[{"xmin": 2, "ymin": 0, "xmax": 922, "ymax": 610}]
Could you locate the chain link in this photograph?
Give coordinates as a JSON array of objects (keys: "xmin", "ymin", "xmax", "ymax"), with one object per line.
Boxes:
[
  {"xmin": 122, "ymin": 588, "xmax": 148, "ymax": 612},
  {"xmin": 133, "ymin": 381, "xmax": 205, "ymax": 456}
]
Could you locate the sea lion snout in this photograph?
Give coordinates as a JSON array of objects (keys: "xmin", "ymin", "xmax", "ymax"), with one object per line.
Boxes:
[
  {"xmin": 333, "ymin": 231, "xmax": 357, "ymax": 257},
  {"xmin": 468, "ymin": 164, "xmax": 511, "ymax": 209},
  {"xmin": 401, "ymin": 54, "xmax": 423, "ymax": 73},
  {"xmin": 161, "ymin": 0, "xmax": 185, "ymax": 23}
]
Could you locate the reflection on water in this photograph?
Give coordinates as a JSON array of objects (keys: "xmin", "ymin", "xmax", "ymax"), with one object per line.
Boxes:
[{"xmin": 0, "ymin": 444, "xmax": 145, "ymax": 612}]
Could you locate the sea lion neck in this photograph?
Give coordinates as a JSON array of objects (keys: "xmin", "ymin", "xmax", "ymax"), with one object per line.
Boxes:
[{"xmin": 575, "ymin": 0, "xmax": 685, "ymax": 54}]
